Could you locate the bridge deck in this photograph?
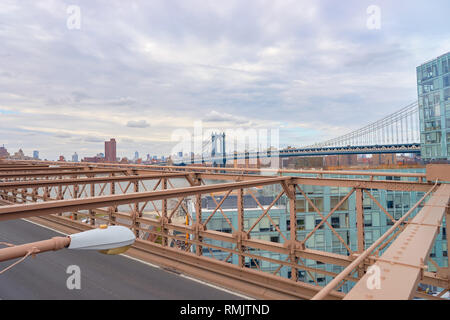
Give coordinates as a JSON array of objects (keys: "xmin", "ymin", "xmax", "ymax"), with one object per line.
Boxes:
[{"xmin": 0, "ymin": 219, "xmax": 244, "ymax": 300}]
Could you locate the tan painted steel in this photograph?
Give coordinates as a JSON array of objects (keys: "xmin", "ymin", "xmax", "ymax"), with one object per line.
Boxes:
[
  {"xmin": 0, "ymin": 236, "xmax": 70, "ymax": 262},
  {"xmin": 344, "ymin": 184, "xmax": 450, "ymax": 300},
  {"xmin": 1, "ymin": 160, "xmax": 449, "ymax": 300}
]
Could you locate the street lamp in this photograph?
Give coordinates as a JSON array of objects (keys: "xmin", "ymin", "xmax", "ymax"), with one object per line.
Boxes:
[{"xmin": 0, "ymin": 225, "xmax": 136, "ymax": 274}]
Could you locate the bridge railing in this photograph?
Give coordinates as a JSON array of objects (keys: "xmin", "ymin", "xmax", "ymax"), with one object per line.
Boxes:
[{"xmin": 1, "ymin": 161, "xmax": 448, "ymax": 299}]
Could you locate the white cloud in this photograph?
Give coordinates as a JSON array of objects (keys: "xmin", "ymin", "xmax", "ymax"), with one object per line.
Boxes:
[
  {"xmin": 1, "ymin": 0, "xmax": 449, "ymax": 160},
  {"xmin": 126, "ymin": 120, "xmax": 150, "ymax": 128}
]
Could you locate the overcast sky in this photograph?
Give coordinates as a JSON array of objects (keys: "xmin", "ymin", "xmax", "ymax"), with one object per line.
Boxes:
[{"xmin": 0, "ymin": 0, "xmax": 449, "ymax": 160}]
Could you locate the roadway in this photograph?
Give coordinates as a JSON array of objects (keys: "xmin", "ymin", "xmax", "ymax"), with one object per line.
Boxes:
[{"xmin": 0, "ymin": 219, "xmax": 244, "ymax": 300}]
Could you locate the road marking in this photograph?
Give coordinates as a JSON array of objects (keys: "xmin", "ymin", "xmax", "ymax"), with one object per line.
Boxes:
[
  {"xmin": 120, "ymin": 254, "xmax": 251, "ymax": 299},
  {"xmin": 22, "ymin": 218, "xmax": 69, "ymax": 236},
  {"xmin": 21, "ymin": 218, "xmax": 252, "ymax": 299},
  {"xmin": 119, "ymin": 253, "xmax": 161, "ymax": 269},
  {"xmin": 179, "ymin": 274, "xmax": 253, "ymax": 300}
]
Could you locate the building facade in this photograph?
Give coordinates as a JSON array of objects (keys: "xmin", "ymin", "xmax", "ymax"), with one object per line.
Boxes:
[
  {"xmin": 104, "ymin": 138, "xmax": 117, "ymax": 163},
  {"xmin": 417, "ymin": 52, "xmax": 450, "ymax": 161}
]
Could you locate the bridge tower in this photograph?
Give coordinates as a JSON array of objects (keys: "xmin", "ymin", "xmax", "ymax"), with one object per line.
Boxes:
[{"xmin": 211, "ymin": 132, "xmax": 226, "ymax": 167}]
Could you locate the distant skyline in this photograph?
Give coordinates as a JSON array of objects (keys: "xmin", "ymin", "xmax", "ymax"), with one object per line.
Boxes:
[{"xmin": 1, "ymin": 0, "xmax": 450, "ymax": 160}]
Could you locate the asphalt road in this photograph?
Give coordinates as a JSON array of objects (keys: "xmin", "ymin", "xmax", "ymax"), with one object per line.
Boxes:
[{"xmin": 0, "ymin": 219, "xmax": 244, "ymax": 300}]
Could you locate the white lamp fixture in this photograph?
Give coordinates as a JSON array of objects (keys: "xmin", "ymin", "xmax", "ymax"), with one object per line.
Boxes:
[{"xmin": 68, "ymin": 225, "xmax": 136, "ymax": 255}]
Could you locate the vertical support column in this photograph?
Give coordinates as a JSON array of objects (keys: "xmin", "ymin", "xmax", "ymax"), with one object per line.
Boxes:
[
  {"xmin": 195, "ymin": 193, "xmax": 202, "ymax": 256},
  {"xmin": 57, "ymin": 176, "xmax": 63, "ymax": 200},
  {"xmin": 109, "ymin": 173, "xmax": 116, "ymax": 225},
  {"xmin": 18, "ymin": 188, "xmax": 24, "ymax": 203},
  {"xmin": 90, "ymin": 182, "xmax": 95, "ymax": 226},
  {"xmin": 32, "ymin": 187, "xmax": 38, "ymax": 203},
  {"xmin": 289, "ymin": 183, "xmax": 298, "ymax": 282},
  {"xmin": 356, "ymin": 188, "xmax": 365, "ymax": 277},
  {"xmin": 446, "ymin": 205, "xmax": 450, "ymax": 281},
  {"xmin": 161, "ymin": 178, "xmax": 168, "ymax": 246},
  {"xmin": 73, "ymin": 178, "xmax": 79, "ymax": 221},
  {"xmin": 43, "ymin": 176, "xmax": 49, "ymax": 201},
  {"xmin": 12, "ymin": 189, "xmax": 17, "ymax": 203},
  {"xmin": 58, "ymin": 175, "xmax": 63, "ymax": 216},
  {"xmin": 134, "ymin": 179, "xmax": 140, "ymax": 237},
  {"xmin": 237, "ymin": 188, "xmax": 245, "ymax": 268}
]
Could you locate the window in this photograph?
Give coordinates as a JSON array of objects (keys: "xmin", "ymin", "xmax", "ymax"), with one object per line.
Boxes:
[
  {"xmin": 445, "ymin": 87, "xmax": 450, "ymax": 101},
  {"xmin": 307, "ymin": 198, "xmax": 323, "ymax": 212},
  {"xmin": 270, "ymin": 236, "xmax": 279, "ymax": 243},
  {"xmin": 298, "ymin": 271, "xmax": 306, "ymax": 280},
  {"xmin": 259, "ymin": 217, "xmax": 270, "ymax": 232},
  {"xmin": 269, "ymin": 218, "xmax": 280, "ymax": 232},
  {"xmin": 425, "ymin": 132, "xmax": 442, "ymax": 144},
  {"xmin": 443, "ymin": 59, "xmax": 449, "ymax": 74},
  {"xmin": 424, "ymin": 120, "xmax": 441, "ymax": 131},
  {"xmin": 315, "ymin": 219, "xmax": 324, "ymax": 229},
  {"xmin": 297, "ymin": 218, "xmax": 305, "ymax": 230},
  {"xmin": 296, "ymin": 199, "xmax": 306, "ymax": 212},
  {"xmin": 386, "ymin": 217, "xmax": 394, "ymax": 226},
  {"xmin": 364, "ymin": 213, "xmax": 372, "ymax": 227},
  {"xmin": 287, "ymin": 218, "xmax": 305, "ymax": 231},
  {"xmin": 363, "ymin": 196, "xmax": 372, "ymax": 210},
  {"xmin": 330, "ymin": 196, "xmax": 348, "ymax": 211},
  {"xmin": 331, "ymin": 217, "xmax": 340, "ymax": 229}
]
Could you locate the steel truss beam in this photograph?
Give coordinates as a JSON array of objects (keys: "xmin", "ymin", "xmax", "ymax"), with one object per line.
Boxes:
[
  {"xmin": 0, "ymin": 169, "xmax": 129, "ymax": 180},
  {"xmin": 0, "ymin": 173, "xmax": 189, "ymax": 190},
  {"xmin": 344, "ymin": 184, "xmax": 450, "ymax": 300},
  {"xmin": 1, "ymin": 159, "xmax": 449, "ymax": 300}
]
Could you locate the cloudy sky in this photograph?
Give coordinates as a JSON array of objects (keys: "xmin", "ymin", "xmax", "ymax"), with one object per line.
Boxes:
[{"xmin": 0, "ymin": 0, "xmax": 449, "ymax": 160}]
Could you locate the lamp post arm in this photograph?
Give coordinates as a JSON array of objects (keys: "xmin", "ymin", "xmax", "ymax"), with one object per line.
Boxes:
[{"xmin": 0, "ymin": 236, "xmax": 70, "ymax": 263}]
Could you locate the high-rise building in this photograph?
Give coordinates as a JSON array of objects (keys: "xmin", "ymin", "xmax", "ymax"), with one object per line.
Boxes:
[
  {"xmin": 104, "ymin": 138, "xmax": 117, "ymax": 163},
  {"xmin": 0, "ymin": 145, "xmax": 9, "ymax": 158},
  {"xmin": 134, "ymin": 151, "xmax": 139, "ymax": 161},
  {"xmin": 72, "ymin": 152, "xmax": 79, "ymax": 162},
  {"xmin": 417, "ymin": 52, "xmax": 450, "ymax": 161},
  {"xmin": 32, "ymin": 150, "xmax": 39, "ymax": 159}
]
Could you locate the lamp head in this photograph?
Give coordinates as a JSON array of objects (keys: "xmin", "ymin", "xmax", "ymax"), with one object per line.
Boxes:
[{"xmin": 68, "ymin": 225, "xmax": 135, "ymax": 254}]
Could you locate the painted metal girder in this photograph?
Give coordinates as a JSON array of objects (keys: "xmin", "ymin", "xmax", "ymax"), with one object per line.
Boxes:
[{"xmin": 345, "ymin": 184, "xmax": 450, "ymax": 300}]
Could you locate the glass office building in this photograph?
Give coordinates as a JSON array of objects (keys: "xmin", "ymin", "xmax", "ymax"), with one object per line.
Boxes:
[{"xmin": 417, "ymin": 52, "xmax": 450, "ymax": 161}]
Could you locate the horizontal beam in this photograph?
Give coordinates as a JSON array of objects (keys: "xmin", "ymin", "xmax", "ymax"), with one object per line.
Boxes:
[
  {"xmin": 292, "ymin": 177, "xmax": 433, "ymax": 192},
  {"xmin": 0, "ymin": 166, "xmax": 84, "ymax": 172},
  {"xmin": 5, "ymin": 160, "xmax": 427, "ymax": 179},
  {"xmin": 0, "ymin": 173, "xmax": 189, "ymax": 190},
  {"xmin": 0, "ymin": 169, "xmax": 128, "ymax": 179},
  {"xmin": 0, "ymin": 177, "xmax": 289, "ymax": 221}
]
